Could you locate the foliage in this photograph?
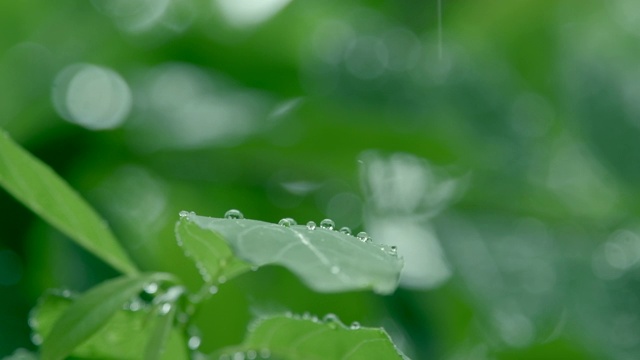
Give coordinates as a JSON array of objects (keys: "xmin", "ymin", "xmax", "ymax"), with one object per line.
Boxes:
[{"xmin": 2, "ymin": 0, "xmax": 640, "ymax": 359}]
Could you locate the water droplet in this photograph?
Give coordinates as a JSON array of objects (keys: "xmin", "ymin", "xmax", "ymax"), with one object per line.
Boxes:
[
  {"xmin": 233, "ymin": 352, "xmax": 245, "ymax": 360},
  {"xmin": 209, "ymin": 285, "xmax": 219, "ymax": 294},
  {"xmin": 179, "ymin": 210, "xmax": 190, "ymax": 218},
  {"xmin": 225, "ymin": 209, "xmax": 244, "ymax": 219},
  {"xmin": 323, "ymin": 313, "xmax": 339, "ymax": 322},
  {"xmin": 251, "ymin": 265, "xmax": 259, "ymax": 272},
  {"xmin": 339, "ymin": 226, "xmax": 352, "ymax": 235},
  {"xmin": 28, "ymin": 318, "xmax": 38, "ymax": 328},
  {"xmin": 389, "ymin": 246, "xmax": 398, "ymax": 256},
  {"xmin": 320, "ymin": 219, "xmax": 335, "ymax": 230},
  {"xmin": 357, "ymin": 232, "xmax": 371, "ymax": 243},
  {"xmin": 302, "ymin": 312, "xmax": 311, "ymax": 319},
  {"xmin": 330, "ymin": 266, "xmax": 340, "ymax": 274},
  {"xmin": 220, "ymin": 355, "xmax": 231, "ymax": 360},
  {"xmin": 246, "ymin": 350, "xmax": 257, "ymax": 360},
  {"xmin": 306, "ymin": 221, "xmax": 317, "ymax": 230},
  {"xmin": 350, "ymin": 321, "xmax": 361, "ymax": 330},
  {"xmin": 129, "ymin": 300, "xmax": 142, "ymax": 311},
  {"xmin": 218, "ymin": 275, "xmax": 227, "ymax": 284},
  {"xmin": 188, "ymin": 335, "xmax": 201, "ymax": 350},
  {"xmin": 278, "ymin": 217, "xmax": 296, "ymax": 227},
  {"xmin": 311, "ymin": 315, "xmax": 319, "ymax": 322},
  {"xmin": 144, "ymin": 282, "xmax": 159, "ymax": 294},
  {"xmin": 259, "ymin": 348, "xmax": 271, "ymax": 358},
  {"xmin": 159, "ymin": 303, "xmax": 172, "ymax": 315},
  {"xmin": 61, "ymin": 289, "xmax": 72, "ymax": 298},
  {"xmin": 31, "ymin": 333, "xmax": 43, "ymax": 345}
]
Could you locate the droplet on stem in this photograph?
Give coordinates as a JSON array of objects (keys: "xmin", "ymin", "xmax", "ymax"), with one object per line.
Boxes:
[
  {"xmin": 188, "ymin": 335, "xmax": 201, "ymax": 350},
  {"xmin": 144, "ymin": 282, "xmax": 158, "ymax": 294},
  {"xmin": 224, "ymin": 209, "xmax": 244, "ymax": 219},
  {"xmin": 339, "ymin": 226, "xmax": 352, "ymax": 235},
  {"xmin": 350, "ymin": 321, "xmax": 361, "ymax": 330},
  {"xmin": 306, "ymin": 221, "xmax": 316, "ymax": 230}
]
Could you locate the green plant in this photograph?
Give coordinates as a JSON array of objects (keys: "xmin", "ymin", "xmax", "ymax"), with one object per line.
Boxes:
[{"xmin": 0, "ymin": 129, "xmax": 407, "ymax": 360}]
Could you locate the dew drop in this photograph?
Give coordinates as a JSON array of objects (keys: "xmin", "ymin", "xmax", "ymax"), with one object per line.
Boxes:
[
  {"xmin": 233, "ymin": 352, "xmax": 245, "ymax": 360},
  {"xmin": 188, "ymin": 335, "xmax": 201, "ymax": 350},
  {"xmin": 350, "ymin": 321, "xmax": 361, "ymax": 330},
  {"xmin": 31, "ymin": 333, "xmax": 43, "ymax": 345},
  {"xmin": 278, "ymin": 217, "xmax": 296, "ymax": 227},
  {"xmin": 320, "ymin": 219, "xmax": 335, "ymax": 230},
  {"xmin": 61, "ymin": 289, "xmax": 72, "ymax": 298},
  {"xmin": 159, "ymin": 303, "xmax": 172, "ymax": 315},
  {"xmin": 357, "ymin": 232, "xmax": 371, "ymax": 243},
  {"xmin": 330, "ymin": 266, "xmax": 340, "ymax": 274},
  {"xmin": 28, "ymin": 318, "xmax": 38, "ymax": 328},
  {"xmin": 323, "ymin": 313, "xmax": 339, "ymax": 323},
  {"xmin": 129, "ymin": 300, "xmax": 142, "ymax": 311},
  {"xmin": 251, "ymin": 265, "xmax": 259, "ymax": 272},
  {"xmin": 218, "ymin": 275, "xmax": 227, "ymax": 284},
  {"xmin": 339, "ymin": 226, "xmax": 352, "ymax": 235},
  {"xmin": 306, "ymin": 221, "xmax": 317, "ymax": 230},
  {"xmin": 209, "ymin": 285, "xmax": 219, "ymax": 294},
  {"xmin": 259, "ymin": 348, "xmax": 271, "ymax": 358},
  {"xmin": 220, "ymin": 355, "xmax": 231, "ymax": 360},
  {"xmin": 225, "ymin": 209, "xmax": 244, "ymax": 219},
  {"xmin": 179, "ymin": 210, "xmax": 190, "ymax": 218},
  {"xmin": 247, "ymin": 350, "xmax": 257, "ymax": 360},
  {"xmin": 389, "ymin": 246, "xmax": 398, "ymax": 256},
  {"xmin": 144, "ymin": 282, "xmax": 159, "ymax": 294}
]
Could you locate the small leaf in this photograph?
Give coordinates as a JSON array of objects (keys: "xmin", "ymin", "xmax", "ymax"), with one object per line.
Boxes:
[
  {"xmin": 144, "ymin": 303, "xmax": 178, "ymax": 360},
  {"xmin": 213, "ymin": 314, "xmax": 409, "ymax": 360},
  {"xmin": 176, "ymin": 214, "xmax": 403, "ymax": 294},
  {"xmin": 40, "ymin": 272, "xmax": 176, "ymax": 360},
  {"xmin": 0, "ymin": 130, "xmax": 137, "ymax": 274},
  {"xmin": 32, "ymin": 292, "xmax": 187, "ymax": 360}
]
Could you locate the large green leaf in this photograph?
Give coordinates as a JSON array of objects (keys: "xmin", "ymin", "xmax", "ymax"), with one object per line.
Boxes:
[
  {"xmin": 40, "ymin": 273, "xmax": 177, "ymax": 360},
  {"xmin": 0, "ymin": 130, "xmax": 137, "ymax": 274},
  {"xmin": 212, "ymin": 314, "xmax": 409, "ymax": 360},
  {"xmin": 175, "ymin": 213, "xmax": 403, "ymax": 294},
  {"xmin": 32, "ymin": 291, "xmax": 187, "ymax": 360}
]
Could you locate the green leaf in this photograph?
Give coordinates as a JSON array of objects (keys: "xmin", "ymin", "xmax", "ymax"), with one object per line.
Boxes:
[
  {"xmin": 144, "ymin": 303, "xmax": 178, "ymax": 360},
  {"xmin": 40, "ymin": 273, "xmax": 177, "ymax": 360},
  {"xmin": 212, "ymin": 314, "xmax": 409, "ymax": 360},
  {"xmin": 0, "ymin": 130, "xmax": 137, "ymax": 275},
  {"xmin": 32, "ymin": 292, "xmax": 187, "ymax": 360},
  {"xmin": 175, "ymin": 214, "xmax": 403, "ymax": 294}
]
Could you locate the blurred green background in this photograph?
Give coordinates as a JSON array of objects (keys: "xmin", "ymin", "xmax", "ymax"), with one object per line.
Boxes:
[{"xmin": 2, "ymin": 0, "xmax": 640, "ymax": 359}]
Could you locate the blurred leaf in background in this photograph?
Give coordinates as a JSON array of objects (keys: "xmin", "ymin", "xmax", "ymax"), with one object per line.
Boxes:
[{"xmin": 2, "ymin": 0, "xmax": 640, "ymax": 359}]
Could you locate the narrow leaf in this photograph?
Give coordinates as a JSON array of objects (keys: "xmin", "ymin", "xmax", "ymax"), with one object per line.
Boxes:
[
  {"xmin": 213, "ymin": 314, "xmax": 409, "ymax": 360},
  {"xmin": 176, "ymin": 213, "xmax": 403, "ymax": 294},
  {"xmin": 41, "ymin": 273, "xmax": 176, "ymax": 360},
  {"xmin": 0, "ymin": 130, "xmax": 137, "ymax": 274},
  {"xmin": 32, "ymin": 292, "xmax": 187, "ymax": 360},
  {"xmin": 144, "ymin": 303, "xmax": 178, "ymax": 360}
]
